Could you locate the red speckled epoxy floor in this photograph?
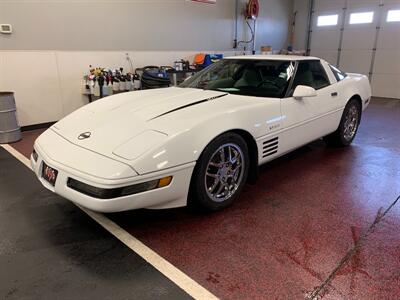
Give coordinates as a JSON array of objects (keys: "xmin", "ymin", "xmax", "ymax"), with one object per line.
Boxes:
[
  {"xmin": 10, "ymin": 98, "xmax": 400, "ymax": 299},
  {"xmin": 11, "ymin": 128, "xmax": 46, "ymax": 158}
]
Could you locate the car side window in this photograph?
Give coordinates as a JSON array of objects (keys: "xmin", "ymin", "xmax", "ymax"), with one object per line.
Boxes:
[
  {"xmin": 329, "ymin": 64, "xmax": 347, "ymax": 81},
  {"xmin": 290, "ymin": 60, "xmax": 331, "ymax": 95}
]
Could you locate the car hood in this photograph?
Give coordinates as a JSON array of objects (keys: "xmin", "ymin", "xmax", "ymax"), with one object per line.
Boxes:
[{"xmin": 51, "ymin": 87, "xmax": 227, "ymax": 165}]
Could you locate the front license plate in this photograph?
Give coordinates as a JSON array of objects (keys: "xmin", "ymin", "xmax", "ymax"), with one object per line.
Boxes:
[{"xmin": 42, "ymin": 162, "xmax": 58, "ymax": 186}]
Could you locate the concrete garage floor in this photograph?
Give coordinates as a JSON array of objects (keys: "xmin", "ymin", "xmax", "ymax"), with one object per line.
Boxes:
[
  {"xmin": 3, "ymin": 98, "xmax": 400, "ymax": 299},
  {"xmin": 0, "ymin": 149, "xmax": 192, "ymax": 299}
]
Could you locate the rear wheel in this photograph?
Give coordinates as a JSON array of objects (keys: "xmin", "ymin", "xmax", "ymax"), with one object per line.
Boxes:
[
  {"xmin": 189, "ymin": 133, "xmax": 249, "ymax": 211},
  {"xmin": 324, "ymin": 98, "xmax": 361, "ymax": 147}
]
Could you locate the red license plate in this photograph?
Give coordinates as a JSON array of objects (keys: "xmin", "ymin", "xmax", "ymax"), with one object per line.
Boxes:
[{"xmin": 42, "ymin": 162, "xmax": 58, "ymax": 186}]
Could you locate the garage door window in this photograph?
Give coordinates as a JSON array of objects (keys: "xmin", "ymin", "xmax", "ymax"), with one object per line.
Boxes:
[
  {"xmin": 289, "ymin": 61, "xmax": 330, "ymax": 95},
  {"xmin": 349, "ymin": 12, "xmax": 374, "ymax": 24},
  {"xmin": 317, "ymin": 14, "xmax": 339, "ymax": 27},
  {"xmin": 387, "ymin": 10, "xmax": 400, "ymax": 22}
]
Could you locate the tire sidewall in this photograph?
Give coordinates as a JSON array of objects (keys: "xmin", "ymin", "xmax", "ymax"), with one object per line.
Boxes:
[
  {"xmin": 189, "ymin": 133, "xmax": 250, "ymax": 211},
  {"xmin": 339, "ymin": 99, "xmax": 362, "ymax": 145}
]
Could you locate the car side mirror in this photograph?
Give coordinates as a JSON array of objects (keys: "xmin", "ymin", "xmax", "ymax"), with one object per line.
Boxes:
[{"xmin": 293, "ymin": 85, "xmax": 317, "ymax": 99}]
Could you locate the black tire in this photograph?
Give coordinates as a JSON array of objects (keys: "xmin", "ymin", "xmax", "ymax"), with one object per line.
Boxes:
[
  {"xmin": 324, "ymin": 98, "xmax": 362, "ymax": 147},
  {"xmin": 189, "ymin": 132, "xmax": 249, "ymax": 211}
]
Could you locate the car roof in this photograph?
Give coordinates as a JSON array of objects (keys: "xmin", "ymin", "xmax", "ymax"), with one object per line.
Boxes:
[{"xmin": 224, "ymin": 54, "xmax": 321, "ymax": 61}]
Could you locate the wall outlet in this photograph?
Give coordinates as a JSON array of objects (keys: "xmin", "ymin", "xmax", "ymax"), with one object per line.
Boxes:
[{"xmin": 0, "ymin": 24, "xmax": 12, "ymax": 34}]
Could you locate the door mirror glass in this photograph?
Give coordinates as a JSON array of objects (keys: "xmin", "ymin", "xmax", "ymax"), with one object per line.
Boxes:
[{"xmin": 293, "ymin": 85, "xmax": 317, "ymax": 99}]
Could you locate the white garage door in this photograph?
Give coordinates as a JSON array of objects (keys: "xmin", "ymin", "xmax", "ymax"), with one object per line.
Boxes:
[{"xmin": 309, "ymin": 0, "xmax": 400, "ymax": 99}]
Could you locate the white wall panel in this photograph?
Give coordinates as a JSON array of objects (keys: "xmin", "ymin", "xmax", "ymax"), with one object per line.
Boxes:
[
  {"xmin": 0, "ymin": 0, "xmax": 294, "ymax": 126},
  {"xmin": 0, "ymin": 0, "xmax": 235, "ymax": 51},
  {"xmin": 0, "ymin": 52, "xmax": 64, "ymax": 126},
  {"xmin": 0, "ymin": 0, "xmax": 292, "ymax": 53},
  {"xmin": 0, "ymin": 50, "xmax": 237, "ymax": 126},
  {"xmin": 55, "ymin": 50, "xmax": 226, "ymax": 117},
  {"xmin": 0, "ymin": 53, "xmax": 4, "ymax": 90},
  {"xmin": 293, "ymin": 0, "xmax": 310, "ymax": 50}
]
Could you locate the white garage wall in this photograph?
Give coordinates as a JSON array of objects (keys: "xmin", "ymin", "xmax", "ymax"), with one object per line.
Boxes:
[
  {"xmin": 0, "ymin": 0, "xmax": 292, "ymax": 126},
  {"xmin": 292, "ymin": 0, "xmax": 311, "ymax": 51},
  {"xmin": 0, "ymin": 50, "xmax": 226, "ymax": 126}
]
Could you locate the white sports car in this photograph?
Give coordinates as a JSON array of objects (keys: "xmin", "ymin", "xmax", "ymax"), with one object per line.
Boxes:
[{"xmin": 31, "ymin": 55, "xmax": 371, "ymax": 212}]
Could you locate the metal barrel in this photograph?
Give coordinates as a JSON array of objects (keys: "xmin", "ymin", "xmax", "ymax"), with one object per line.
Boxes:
[{"xmin": 0, "ymin": 92, "xmax": 22, "ymax": 144}]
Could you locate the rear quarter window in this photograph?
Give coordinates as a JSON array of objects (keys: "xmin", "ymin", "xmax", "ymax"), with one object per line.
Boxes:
[{"xmin": 329, "ymin": 65, "xmax": 347, "ymax": 81}]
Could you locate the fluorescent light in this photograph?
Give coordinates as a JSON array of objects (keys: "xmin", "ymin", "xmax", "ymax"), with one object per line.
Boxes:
[
  {"xmin": 317, "ymin": 14, "xmax": 339, "ymax": 26},
  {"xmin": 387, "ymin": 10, "xmax": 400, "ymax": 22},
  {"xmin": 349, "ymin": 12, "xmax": 374, "ymax": 24}
]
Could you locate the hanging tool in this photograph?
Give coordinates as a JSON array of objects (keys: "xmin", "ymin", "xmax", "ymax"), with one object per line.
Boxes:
[{"xmin": 238, "ymin": 0, "xmax": 259, "ymax": 54}]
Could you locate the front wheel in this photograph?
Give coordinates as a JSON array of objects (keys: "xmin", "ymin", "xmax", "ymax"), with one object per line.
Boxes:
[
  {"xmin": 189, "ymin": 133, "xmax": 249, "ymax": 211},
  {"xmin": 324, "ymin": 98, "xmax": 361, "ymax": 147}
]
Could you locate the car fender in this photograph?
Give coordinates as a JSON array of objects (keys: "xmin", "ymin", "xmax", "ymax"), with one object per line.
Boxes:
[{"xmin": 129, "ymin": 101, "xmax": 277, "ymax": 175}]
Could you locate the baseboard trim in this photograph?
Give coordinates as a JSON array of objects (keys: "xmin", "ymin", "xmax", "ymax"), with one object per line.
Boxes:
[{"xmin": 21, "ymin": 122, "xmax": 56, "ymax": 132}]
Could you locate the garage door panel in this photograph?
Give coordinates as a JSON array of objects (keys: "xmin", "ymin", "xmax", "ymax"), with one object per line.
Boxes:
[
  {"xmin": 314, "ymin": 0, "xmax": 346, "ymax": 11},
  {"xmin": 310, "ymin": 30, "xmax": 341, "ymax": 50},
  {"xmin": 310, "ymin": 50, "xmax": 339, "ymax": 65},
  {"xmin": 383, "ymin": 0, "xmax": 400, "ymax": 5},
  {"xmin": 344, "ymin": 6, "xmax": 380, "ymax": 30},
  {"xmin": 373, "ymin": 50, "xmax": 400, "ymax": 74},
  {"xmin": 377, "ymin": 27, "xmax": 400, "ymax": 49},
  {"xmin": 374, "ymin": 2, "xmax": 400, "ymax": 98},
  {"xmin": 380, "ymin": 3, "xmax": 400, "ymax": 24},
  {"xmin": 371, "ymin": 74, "xmax": 400, "ymax": 98},
  {"xmin": 339, "ymin": 50, "xmax": 373, "ymax": 75},
  {"xmin": 347, "ymin": 0, "xmax": 380, "ymax": 9},
  {"xmin": 342, "ymin": 28, "xmax": 376, "ymax": 49},
  {"xmin": 308, "ymin": 0, "xmax": 400, "ymax": 98}
]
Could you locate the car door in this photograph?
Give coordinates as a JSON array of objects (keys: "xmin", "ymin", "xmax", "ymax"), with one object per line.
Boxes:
[{"xmin": 280, "ymin": 60, "xmax": 342, "ymax": 154}]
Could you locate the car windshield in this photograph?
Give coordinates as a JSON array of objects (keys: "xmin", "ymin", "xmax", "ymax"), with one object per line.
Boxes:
[{"xmin": 180, "ymin": 59, "xmax": 296, "ymax": 98}]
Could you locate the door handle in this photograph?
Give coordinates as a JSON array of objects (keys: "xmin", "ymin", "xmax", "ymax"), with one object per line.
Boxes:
[{"xmin": 331, "ymin": 92, "xmax": 338, "ymax": 97}]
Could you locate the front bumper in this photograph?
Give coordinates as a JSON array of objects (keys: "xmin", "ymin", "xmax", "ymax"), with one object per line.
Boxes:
[{"xmin": 31, "ymin": 137, "xmax": 195, "ymax": 213}]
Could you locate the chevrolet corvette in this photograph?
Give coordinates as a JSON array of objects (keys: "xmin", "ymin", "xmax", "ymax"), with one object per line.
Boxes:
[{"xmin": 31, "ymin": 55, "xmax": 371, "ymax": 212}]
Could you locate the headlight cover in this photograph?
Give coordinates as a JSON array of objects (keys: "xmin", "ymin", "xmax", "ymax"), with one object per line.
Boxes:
[{"xmin": 113, "ymin": 130, "xmax": 168, "ymax": 160}]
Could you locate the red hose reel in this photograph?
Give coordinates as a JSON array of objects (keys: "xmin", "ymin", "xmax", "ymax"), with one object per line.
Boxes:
[{"xmin": 245, "ymin": 0, "xmax": 260, "ymax": 20}]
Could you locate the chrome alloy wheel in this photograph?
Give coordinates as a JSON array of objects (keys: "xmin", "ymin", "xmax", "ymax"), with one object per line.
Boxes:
[
  {"xmin": 343, "ymin": 105, "xmax": 359, "ymax": 141},
  {"xmin": 204, "ymin": 143, "xmax": 245, "ymax": 203}
]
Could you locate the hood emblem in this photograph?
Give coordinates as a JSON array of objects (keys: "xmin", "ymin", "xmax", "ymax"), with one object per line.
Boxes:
[{"xmin": 78, "ymin": 132, "xmax": 91, "ymax": 140}]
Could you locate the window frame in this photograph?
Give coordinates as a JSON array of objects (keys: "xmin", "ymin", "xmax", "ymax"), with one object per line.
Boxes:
[
  {"xmin": 285, "ymin": 60, "xmax": 331, "ymax": 98},
  {"xmin": 180, "ymin": 59, "xmax": 297, "ymax": 99},
  {"xmin": 329, "ymin": 64, "xmax": 347, "ymax": 82}
]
